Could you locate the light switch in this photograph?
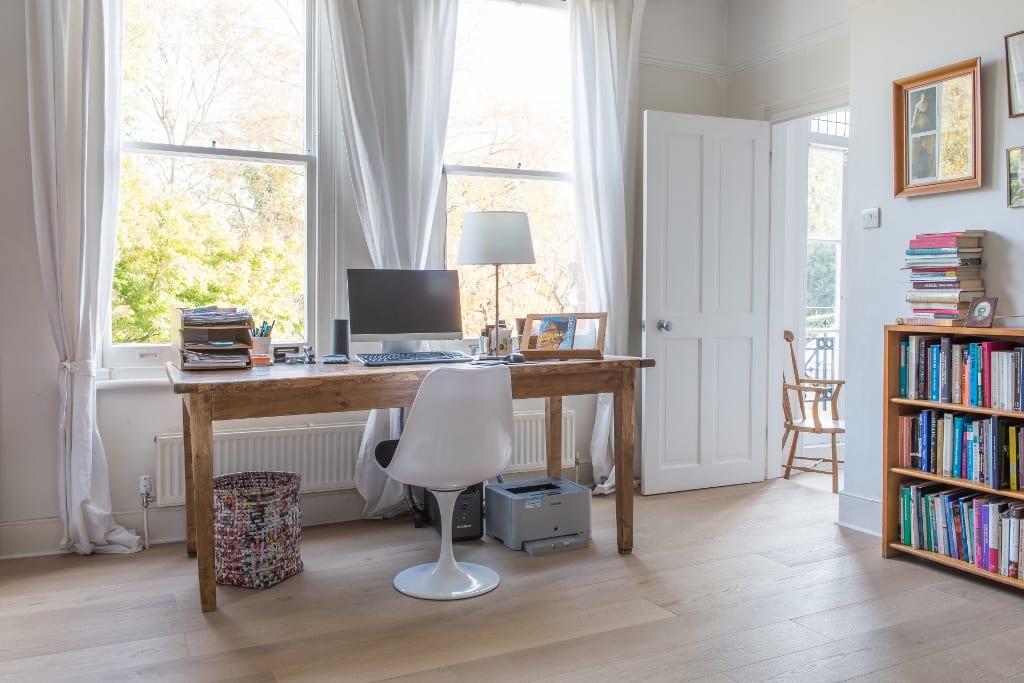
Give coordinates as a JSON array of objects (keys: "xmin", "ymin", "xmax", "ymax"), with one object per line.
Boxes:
[{"xmin": 861, "ymin": 207, "xmax": 880, "ymax": 229}]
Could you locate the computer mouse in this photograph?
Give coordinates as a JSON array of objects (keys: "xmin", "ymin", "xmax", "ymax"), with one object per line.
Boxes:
[{"xmin": 505, "ymin": 352, "xmax": 526, "ymax": 364}]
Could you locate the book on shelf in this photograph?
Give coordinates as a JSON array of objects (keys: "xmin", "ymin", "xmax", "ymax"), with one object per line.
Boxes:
[
  {"xmin": 895, "ymin": 316, "xmax": 967, "ymax": 327},
  {"xmin": 905, "ymin": 289, "xmax": 984, "ymax": 304},
  {"xmin": 905, "ymin": 247, "xmax": 983, "ymax": 256},
  {"xmin": 908, "ymin": 232, "xmax": 986, "ymax": 249},
  {"xmin": 908, "ymin": 269, "xmax": 983, "ymax": 282},
  {"xmin": 911, "ymin": 280, "xmax": 984, "ymax": 290}
]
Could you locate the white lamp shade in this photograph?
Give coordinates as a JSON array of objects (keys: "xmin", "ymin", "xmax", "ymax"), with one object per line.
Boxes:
[{"xmin": 457, "ymin": 211, "xmax": 535, "ymax": 265}]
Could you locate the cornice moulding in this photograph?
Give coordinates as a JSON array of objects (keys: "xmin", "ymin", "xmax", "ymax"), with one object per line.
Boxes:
[{"xmin": 640, "ymin": 19, "xmax": 850, "ymax": 79}]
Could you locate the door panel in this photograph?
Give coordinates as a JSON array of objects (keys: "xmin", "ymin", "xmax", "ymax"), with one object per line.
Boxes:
[{"xmin": 642, "ymin": 111, "xmax": 770, "ymax": 495}]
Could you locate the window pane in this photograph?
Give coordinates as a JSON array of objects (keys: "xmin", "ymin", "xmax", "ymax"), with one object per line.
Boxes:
[
  {"xmin": 805, "ymin": 241, "xmax": 837, "ymax": 329},
  {"xmin": 445, "ymin": 0, "xmax": 570, "ymax": 171},
  {"xmin": 446, "ymin": 175, "xmax": 579, "ymax": 336},
  {"xmin": 122, "ymin": 0, "xmax": 305, "ymax": 153},
  {"xmin": 113, "ymin": 154, "xmax": 306, "ymax": 343},
  {"xmin": 807, "ymin": 145, "xmax": 844, "ymax": 240}
]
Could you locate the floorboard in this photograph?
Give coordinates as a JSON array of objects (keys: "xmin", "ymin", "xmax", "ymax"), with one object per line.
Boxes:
[{"xmin": 2, "ymin": 474, "xmax": 1022, "ymax": 682}]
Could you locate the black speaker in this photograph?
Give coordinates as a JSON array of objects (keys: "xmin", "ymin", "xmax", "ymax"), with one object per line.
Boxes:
[{"xmin": 331, "ymin": 319, "xmax": 350, "ymax": 356}]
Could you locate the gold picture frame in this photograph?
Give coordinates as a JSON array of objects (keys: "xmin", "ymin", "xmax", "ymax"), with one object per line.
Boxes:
[
  {"xmin": 893, "ymin": 58, "xmax": 981, "ymax": 197},
  {"xmin": 521, "ymin": 312, "xmax": 606, "ymax": 360}
]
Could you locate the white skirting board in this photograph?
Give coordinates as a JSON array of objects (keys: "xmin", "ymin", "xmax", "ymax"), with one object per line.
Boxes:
[{"xmin": 154, "ymin": 410, "xmax": 576, "ymax": 507}]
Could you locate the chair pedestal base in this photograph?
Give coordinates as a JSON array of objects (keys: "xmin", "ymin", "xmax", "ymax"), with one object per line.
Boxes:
[{"xmin": 393, "ymin": 561, "xmax": 500, "ymax": 600}]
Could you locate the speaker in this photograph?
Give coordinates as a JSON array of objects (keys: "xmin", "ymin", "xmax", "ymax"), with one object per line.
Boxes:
[{"xmin": 331, "ymin": 319, "xmax": 350, "ymax": 356}]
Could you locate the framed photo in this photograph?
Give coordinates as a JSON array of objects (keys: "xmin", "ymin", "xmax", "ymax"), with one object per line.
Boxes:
[
  {"xmin": 1010, "ymin": 146, "xmax": 1024, "ymax": 208},
  {"xmin": 965, "ymin": 297, "xmax": 998, "ymax": 328},
  {"xmin": 1007, "ymin": 30, "xmax": 1024, "ymax": 117},
  {"xmin": 893, "ymin": 58, "xmax": 981, "ymax": 197},
  {"xmin": 521, "ymin": 312, "xmax": 606, "ymax": 360}
]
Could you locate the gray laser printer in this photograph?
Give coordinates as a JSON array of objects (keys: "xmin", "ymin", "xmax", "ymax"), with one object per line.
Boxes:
[{"xmin": 484, "ymin": 477, "xmax": 591, "ymax": 555}]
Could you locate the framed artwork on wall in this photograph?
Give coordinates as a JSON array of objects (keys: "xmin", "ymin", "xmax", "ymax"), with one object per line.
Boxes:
[
  {"xmin": 1009, "ymin": 146, "xmax": 1024, "ymax": 208},
  {"xmin": 1007, "ymin": 30, "xmax": 1024, "ymax": 117},
  {"xmin": 893, "ymin": 58, "xmax": 982, "ymax": 197}
]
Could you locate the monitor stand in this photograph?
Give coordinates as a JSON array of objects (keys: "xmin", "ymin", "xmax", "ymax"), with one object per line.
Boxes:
[{"xmin": 380, "ymin": 340, "xmax": 418, "ymax": 354}]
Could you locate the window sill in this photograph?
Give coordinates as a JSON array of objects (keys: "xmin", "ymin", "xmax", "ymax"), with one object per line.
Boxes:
[{"xmin": 96, "ymin": 365, "xmax": 171, "ymax": 391}]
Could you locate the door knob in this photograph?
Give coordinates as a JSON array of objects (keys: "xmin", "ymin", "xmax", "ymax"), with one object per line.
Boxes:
[{"xmin": 657, "ymin": 319, "xmax": 673, "ymax": 332}]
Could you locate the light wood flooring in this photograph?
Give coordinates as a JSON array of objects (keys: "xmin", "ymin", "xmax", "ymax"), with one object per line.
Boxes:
[{"xmin": 2, "ymin": 476, "xmax": 1023, "ymax": 683}]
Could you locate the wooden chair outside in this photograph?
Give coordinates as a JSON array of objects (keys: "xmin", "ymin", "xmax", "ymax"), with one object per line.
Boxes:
[{"xmin": 782, "ymin": 330, "xmax": 845, "ymax": 493}]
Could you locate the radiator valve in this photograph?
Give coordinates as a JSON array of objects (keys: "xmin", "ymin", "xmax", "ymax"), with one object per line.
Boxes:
[{"xmin": 139, "ymin": 475, "xmax": 155, "ymax": 508}]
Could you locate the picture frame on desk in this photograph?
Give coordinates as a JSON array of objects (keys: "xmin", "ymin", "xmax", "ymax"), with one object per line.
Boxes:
[
  {"xmin": 965, "ymin": 296, "xmax": 997, "ymax": 328},
  {"xmin": 521, "ymin": 312, "xmax": 606, "ymax": 360}
]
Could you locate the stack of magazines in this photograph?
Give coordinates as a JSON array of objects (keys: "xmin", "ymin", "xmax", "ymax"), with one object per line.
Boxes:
[
  {"xmin": 900, "ymin": 230, "xmax": 985, "ymax": 326},
  {"xmin": 181, "ymin": 305, "xmax": 252, "ymax": 326},
  {"xmin": 181, "ymin": 349, "xmax": 250, "ymax": 369}
]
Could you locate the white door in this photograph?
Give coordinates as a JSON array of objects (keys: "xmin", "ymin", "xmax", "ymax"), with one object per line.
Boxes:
[{"xmin": 641, "ymin": 111, "xmax": 771, "ymax": 495}]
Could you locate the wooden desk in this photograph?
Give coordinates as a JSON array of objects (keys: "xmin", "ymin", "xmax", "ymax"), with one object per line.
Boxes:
[{"xmin": 166, "ymin": 356, "xmax": 654, "ymax": 612}]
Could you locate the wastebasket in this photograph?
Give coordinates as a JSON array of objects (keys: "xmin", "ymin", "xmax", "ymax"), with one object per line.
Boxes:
[{"xmin": 213, "ymin": 471, "xmax": 303, "ymax": 588}]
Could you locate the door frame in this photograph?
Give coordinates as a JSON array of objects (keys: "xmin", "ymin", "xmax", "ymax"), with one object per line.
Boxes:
[{"xmin": 767, "ymin": 111, "xmax": 850, "ymax": 478}]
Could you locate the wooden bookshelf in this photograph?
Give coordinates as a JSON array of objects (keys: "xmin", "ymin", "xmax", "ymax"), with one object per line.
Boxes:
[{"xmin": 882, "ymin": 325, "xmax": 1024, "ymax": 588}]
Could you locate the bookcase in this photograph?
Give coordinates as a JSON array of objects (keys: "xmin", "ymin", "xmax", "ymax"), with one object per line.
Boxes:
[{"xmin": 883, "ymin": 325, "xmax": 1024, "ymax": 589}]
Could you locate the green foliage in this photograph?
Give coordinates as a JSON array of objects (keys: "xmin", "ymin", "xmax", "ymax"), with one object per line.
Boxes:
[{"xmin": 805, "ymin": 242, "xmax": 837, "ymax": 328}]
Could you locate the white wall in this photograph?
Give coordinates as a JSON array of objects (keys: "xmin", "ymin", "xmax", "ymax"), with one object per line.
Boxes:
[
  {"xmin": 723, "ymin": 0, "xmax": 848, "ymax": 120},
  {"xmin": 0, "ymin": 1, "xmax": 63, "ymax": 556},
  {"xmin": 841, "ymin": 0, "xmax": 1024, "ymax": 533}
]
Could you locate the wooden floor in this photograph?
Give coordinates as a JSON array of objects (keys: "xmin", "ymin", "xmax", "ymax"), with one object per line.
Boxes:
[{"xmin": 2, "ymin": 476, "xmax": 1023, "ymax": 683}]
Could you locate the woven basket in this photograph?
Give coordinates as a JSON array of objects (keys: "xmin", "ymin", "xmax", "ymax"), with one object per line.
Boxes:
[{"xmin": 213, "ymin": 471, "xmax": 303, "ymax": 589}]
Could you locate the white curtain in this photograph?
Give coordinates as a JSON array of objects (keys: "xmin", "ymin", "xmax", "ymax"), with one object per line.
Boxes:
[
  {"xmin": 568, "ymin": 0, "xmax": 646, "ymax": 494},
  {"xmin": 25, "ymin": 0, "xmax": 140, "ymax": 553},
  {"xmin": 324, "ymin": 0, "xmax": 459, "ymax": 517}
]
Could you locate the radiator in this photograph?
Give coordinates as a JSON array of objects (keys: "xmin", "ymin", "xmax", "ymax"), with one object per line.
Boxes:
[{"xmin": 154, "ymin": 410, "xmax": 576, "ymax": 507}]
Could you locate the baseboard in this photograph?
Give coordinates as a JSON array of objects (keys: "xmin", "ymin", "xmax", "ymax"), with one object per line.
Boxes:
[
  {"xmin": 0, "ymin": 517, "xmax": 66, "ymax": 559},
  {"xmin": 2, "ymin": 468, "xmax": 601, "ymax": 558},
  {"xmin": 837, "ymin": 490, "xmax": 881, "ymax": 537}
]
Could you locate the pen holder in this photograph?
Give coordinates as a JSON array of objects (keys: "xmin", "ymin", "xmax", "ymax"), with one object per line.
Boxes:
[{"xmin": 251, "ymin": 335, "xmax": 272, "ymax": 356}]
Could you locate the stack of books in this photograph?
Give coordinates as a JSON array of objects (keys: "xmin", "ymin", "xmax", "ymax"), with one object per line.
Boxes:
[{"xmin": 900, "ymin": 230, "xmax": 986, "ymax": 326}]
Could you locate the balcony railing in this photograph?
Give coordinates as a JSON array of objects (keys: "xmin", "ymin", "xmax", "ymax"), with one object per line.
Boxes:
[{"xmin": 803, "ymin": 329, "xmax": 838, "ymax": 409}]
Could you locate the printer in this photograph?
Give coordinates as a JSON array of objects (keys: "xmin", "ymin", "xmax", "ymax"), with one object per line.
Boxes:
[{"xmin": 485, "ymin": 477, "xmax": 591, "ymax": 555}]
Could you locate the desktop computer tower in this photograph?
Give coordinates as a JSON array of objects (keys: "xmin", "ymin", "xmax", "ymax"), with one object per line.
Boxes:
[{"xmin": 421, "ymin": 484, "xmax": 484, "ymax": 541}]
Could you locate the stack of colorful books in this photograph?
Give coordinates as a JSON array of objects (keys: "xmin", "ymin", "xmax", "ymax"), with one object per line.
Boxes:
[{"xmin": 901, "ymin": 230, "xmax": 986, "ymax": 326}]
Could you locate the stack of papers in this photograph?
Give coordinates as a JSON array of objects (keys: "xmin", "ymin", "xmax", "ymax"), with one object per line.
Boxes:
[
  {"xmin": 182, "ymin": 350, "xmax": 249, "ymax": 369},
  {"xmin": 181, "ymin": 306, "xmax": 252, "ymax": 326}
]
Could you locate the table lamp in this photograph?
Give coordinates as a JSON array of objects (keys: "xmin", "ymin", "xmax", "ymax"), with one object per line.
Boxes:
[{"xmin": 457, "ymin": 211, "xmax": 535, "ymax": 356}]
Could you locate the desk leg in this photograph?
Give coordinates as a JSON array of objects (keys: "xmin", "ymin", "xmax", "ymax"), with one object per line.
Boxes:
[
  {"xmin": 189, "ymin": 393, "xmax": 217, "ymax": 612},
  {"xmin": 545, "ymin": 396, "xmax": 563, "ymax": 478},
  {"xmin": 182, "ymin": 399, "xmax": 196, "ymax": 557},
  {"xmin": 613, "ymin": 372, "xmax": 635, "ymax": 554}
]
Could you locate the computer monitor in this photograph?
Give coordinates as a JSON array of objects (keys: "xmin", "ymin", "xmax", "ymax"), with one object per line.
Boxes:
[{"xmin": 347, "ymin": 269, "xmax": 464, "ymax": 352}]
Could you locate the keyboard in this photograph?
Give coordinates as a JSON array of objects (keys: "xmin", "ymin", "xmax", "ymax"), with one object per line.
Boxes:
[{"xmin": 356, "ymin": 350, "xmax": 473, "ymax": 367}]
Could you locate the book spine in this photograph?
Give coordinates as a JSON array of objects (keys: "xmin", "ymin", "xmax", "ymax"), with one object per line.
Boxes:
[
  {"xmin": 952, "ymin": 416, "xmax": 963, "ymax": 479},
  {"xmin": 918, "ymin": 337, "xmax": 928, "ymax": 400},
  {"xmin": 943, "ymin": 415, "xmax": 953, "ymax": 478},
  {"xmin": 974, "ymin": 500, "xmax": 985, "ymax": 567},
  {"xmin": 899, "ymin": 341, "xmax": 909, "ymax": 398},
  {"xmin": 988, "ymin": 503, "xmax": 1002, "ymax": 573},
  {"xmin": 929, "ymin": 345, "xmax": 940, "ymax": 402},
  {"xmin": 921, "ymin": 410, "xmax": 931, "ymax": 474},
  {"xmin": 1011, "ymin": 425, "xmax": 1019, "ymax": 491},
  {"xmin": 939, "ymin": 337, "xmax": 951, "ymax": 402},
  {"xmin": 951, "ymin": 344, "xmax": 963, "ymax": 404}
]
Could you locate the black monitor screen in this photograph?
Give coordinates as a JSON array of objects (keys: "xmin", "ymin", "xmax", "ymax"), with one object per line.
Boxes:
[{"xmin": 347, "ymin": 269, "xmax": 464, "ymax": 341}]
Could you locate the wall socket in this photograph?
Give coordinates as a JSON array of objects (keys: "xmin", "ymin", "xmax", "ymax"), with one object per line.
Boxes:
[{"xmin": 861, "ymin": 207, "xmax": 881, "ymax": 229}]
